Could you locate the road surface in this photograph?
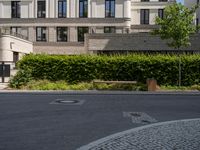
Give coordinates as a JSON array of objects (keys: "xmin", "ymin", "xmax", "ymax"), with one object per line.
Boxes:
[{"xmin": 0, "ymin": 92, "xmax": 200, "ymax": 150}]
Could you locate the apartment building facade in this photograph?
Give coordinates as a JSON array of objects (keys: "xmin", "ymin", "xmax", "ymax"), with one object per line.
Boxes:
[
  {"xmin": 0, "ymin": 0, "xmax": 175, "ymax": 55},
  {"xmin": 185, "ymin": 0, "xmax": 200, "ymax": 27}
]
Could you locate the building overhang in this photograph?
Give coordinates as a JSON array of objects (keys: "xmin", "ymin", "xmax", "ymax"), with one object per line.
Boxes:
[{"xmin": 0, "ymin": 18, "xmax": 131, "ymax": 27}]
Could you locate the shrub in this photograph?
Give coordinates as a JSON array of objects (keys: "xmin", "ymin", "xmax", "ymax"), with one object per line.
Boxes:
[
  {"xmin": 9, "ymin": 69, "xmax": 33, "ymax": 89},
  {"xmin": 21, "ymin": 80, "xmax": 68, "ymax": 90},
  {"xmin": 16, "ymin": 54, "xmax": 200, "ymax": 86}
]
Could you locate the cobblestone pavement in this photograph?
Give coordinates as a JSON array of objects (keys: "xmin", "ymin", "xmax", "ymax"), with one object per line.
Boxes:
[{"xmin": 77, "ymin": 119, "xmax": 200, "ymax": 150}]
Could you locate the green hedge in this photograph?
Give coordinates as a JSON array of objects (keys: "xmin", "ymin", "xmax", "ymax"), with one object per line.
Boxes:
[{"xmin": 16, "ymin": 54, "xmax": 200, "ymax": 86}]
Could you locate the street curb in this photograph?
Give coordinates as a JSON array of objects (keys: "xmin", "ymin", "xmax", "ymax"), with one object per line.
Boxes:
[
  {"xmin": 77, "ymin": 118, "xmax": 200, "ymax": 150},
  {"xmin": 0, "ymin": 90, "xmax": 199, "ymax": 95}
]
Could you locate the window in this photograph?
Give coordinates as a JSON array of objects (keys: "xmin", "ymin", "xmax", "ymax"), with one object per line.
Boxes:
[
  {"xmin": 77, "ymin": 27, "xmax": 89, "ymax": 42},
  {"xmin": 10, "ymin": 27, "xmax": 21, "ymax": 34},
  {"xmin": 141, "ymin": 0, "xmax": 149, "ymax": 2},
  {"xmin": 11, "ymin": 1, "xmax": 20, "ymax": 18},
  {"xmin": 104, "ymin": 27, "xmax": 116, "ymax": 33},
  {"xmin": 79, "ymin": 0, "xmax": 88, "ymax": 18},
  {"xmin": 105, "ymin": 0, "xmax": 115, "ymax": 18},
  {"xmin": 57, "ymin": 27, "xmax": 68, "ymax": 42},
  {"xmin": 13, "ymin": 52, "xmax": 19, "ymax": 63},
  {"xmin": 36, "ymin": 27, "xmax": 47, "ymax": 41},
  {"xmin": 37, "ymin": 1, "xmax": 46, "ymax": 18},
  {"xmin": 140, "ymin": 9, "xmax": 149, "ymax": 24},
  {"xmin": 198, "ymin": 0, "xmax": 200, "ymax": 5},
  {"xmin": 158, "ymin": 9, "xmax": 164, "ymax": 19},
  {"xmin": 58, "ymin": 0, "xmax": 67, "ymax": 18}
]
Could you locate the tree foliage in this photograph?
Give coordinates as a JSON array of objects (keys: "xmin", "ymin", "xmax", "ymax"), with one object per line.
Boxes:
[{"xmin": 153, "ymin": 3, "xmax": 199, "ymax": 49}]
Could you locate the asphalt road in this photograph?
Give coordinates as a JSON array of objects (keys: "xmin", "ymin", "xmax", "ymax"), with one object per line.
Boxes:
[{"xmin": 0, "ymin": 92, "xmax": 200, "ymax": 150}]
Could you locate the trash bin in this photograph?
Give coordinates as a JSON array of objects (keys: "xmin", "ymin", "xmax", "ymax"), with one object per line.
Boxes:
[{"xmin": 147, "ymin": 78, "xmax": 157, "ymax": 92}]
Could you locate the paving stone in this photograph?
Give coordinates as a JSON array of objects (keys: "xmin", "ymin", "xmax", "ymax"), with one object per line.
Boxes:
[{"xmin": 78, "ymin": 119, "xmax": 200, "ymax": 150}]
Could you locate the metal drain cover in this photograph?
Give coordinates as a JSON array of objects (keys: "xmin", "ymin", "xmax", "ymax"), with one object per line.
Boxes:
[
  {"xmin": 123, "ymin": 112, "xmax": 157, "ymax": 124},
  {"xmin": 50, "ymin": 99, "xmax": 85, "ymax": 105}
]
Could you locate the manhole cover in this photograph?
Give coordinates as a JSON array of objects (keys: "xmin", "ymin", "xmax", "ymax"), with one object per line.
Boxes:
[
  {"xmin": 123, "ymin": 112, "xmax": 157, "ymax": 124},
  {"xmin": 50, "ymin": 99, "xmax": 85, "ymax": 105}
]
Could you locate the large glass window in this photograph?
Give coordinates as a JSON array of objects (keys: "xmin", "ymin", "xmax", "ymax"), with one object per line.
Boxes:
[
  {"xmin": 78, "ymin": 27, "xmax": 89, "ymax": 42},
  {"xmin": 105, "ymin": 0, "xmax": 115, "ymax": 18},
  {"xmin": 36, "ymin": 27, "xmax": 47, "ymax": 41},
  {"xmin": 37, "ymin": 1, "xmax": 46, "ymax": 18},
  {"xmin": 79, "ymin": 0, "xmax": 88, "ymax": 18},
  {"xmin": 104, "ymin": 27, "xmax": 116, "ymax": 33},
  {"xmin": 57, "ymin": 27, "xmax": 68, "ymax": 42},
  {"xmin": 58, "ymin": 0, "xmax": 67, "ymax": 18},
  {"xmin": 11, "ymin": 1, "xmax": 21, "ymax": 18},
  {"xmin": 158, "ymin": 9, "xmax": 164, "ymax": 19},
  {"xmin": 140, "ymin": 9, "xmax": 149, "ymax": 25}
]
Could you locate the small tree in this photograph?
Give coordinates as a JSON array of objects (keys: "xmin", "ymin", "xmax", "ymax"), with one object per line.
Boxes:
[{"xmin": 153, "ymin": 3, "xmax": 199, "ymax": 86}]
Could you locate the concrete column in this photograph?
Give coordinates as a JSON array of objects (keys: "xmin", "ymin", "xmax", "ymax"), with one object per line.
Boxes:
[
  {"xmin": 88, "ymin": 0, "xmax": 91, "ymax": 18},
  {"xmin": 29, "ymin": 1, "xmax": 34, "ymax": 18},
  {"xmin": 34, "ymin": 0, "xmax": 37, "ymax": 18},
  {"xmin": 0, "ymin": 3, "xmax": 2, "ymax": 18},
  {"xmin": 48, "ymin": 27, "xmax": 56, "ymax": 42},
  {"xmin": 49, "ymin": 0, "xmax": 56, "ymax": 18},
  {"xmin": 76, "ymin": 0, "xmax": 79, "ymax": 18},
  {"xmin": 69, "ymin": 27, "xmax": 77, "ymax": 42},
  {"xmin": 67, "ymin": 0, "xmax": 70, "ymax": 18},
  {"xmin": 90, "ymin": 0, "xmax": 96, "ymax": 18},
  {"xmin": 28, "ymin": 27, "xmax": 35, "ymax": 42},
  {"xmin": 46, "ymin": 0, "xmax": 49, "ymax": 18},
  {"xmin": 124, "ymin": 0, "xmax": 131, "ymax": 18},
  {"xmin": 70, "ymin": 0, "xmax": 78, "ymax": 17}
]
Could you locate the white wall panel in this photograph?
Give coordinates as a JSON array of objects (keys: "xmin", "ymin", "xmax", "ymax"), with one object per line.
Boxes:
[
  {"xmin": 0, "ymin": 2, "xmax": 3, "ymax": 18},
  {"xmin": 115, "ymin": 0, "xmax": 123, "ymax": 18},
  {"xmin": 21, "ymin": 1, "xmax": 29, "ymax": 18},
  {"xmin": 2, "ymin": 1, "xmax": 11, "ymax": 18},
  {"xmin": 96, "ymin": 0, "xmax": 104, "ymax": 18}
]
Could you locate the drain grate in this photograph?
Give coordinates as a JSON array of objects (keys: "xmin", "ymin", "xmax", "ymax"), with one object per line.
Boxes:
[
  {"xmin": 123, "ymin": 112, "xmax": 157, "ymax": 124},
  {"xmin": 50, "ymin": 99, "xmax": 85, "ymax": 105}
]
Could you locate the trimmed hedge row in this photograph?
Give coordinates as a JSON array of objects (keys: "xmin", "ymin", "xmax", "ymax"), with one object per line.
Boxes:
[{"xmin": 17, "ymin": 54, "xmax": 200, "ymax": 86}]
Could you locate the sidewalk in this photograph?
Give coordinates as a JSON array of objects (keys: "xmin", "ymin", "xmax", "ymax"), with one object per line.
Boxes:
[
  {"xmin": 77, "ymin": 118, "xmax": 200, "ymax": 150},
  {"xmin": 0, "ymin": 83, "xmax": 8, "ymax": 90}
]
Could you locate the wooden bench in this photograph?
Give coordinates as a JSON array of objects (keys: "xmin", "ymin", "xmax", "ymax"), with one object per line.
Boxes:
[{"xmin": 93, "ymin": 79, "xmax": 157, "ymax": 91}]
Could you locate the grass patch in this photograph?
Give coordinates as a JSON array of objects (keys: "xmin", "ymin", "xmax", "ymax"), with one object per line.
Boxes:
[
  {"xmin": 18, "ymin": 80, "xmax": 147, "ymax": 91},
  {"xmin": 160, "ymin": 85, "xmax": 200, "ymax": 91},
  {"xmin": 11, "ymin": 79, "xmax": 200, "ymax": 91}
]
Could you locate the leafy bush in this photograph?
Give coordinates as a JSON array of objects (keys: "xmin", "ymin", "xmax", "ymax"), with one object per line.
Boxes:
[
  {"xmin": 16, "ymin": 54, "xmax": 200, "ymax": 86},
  {"xmin": 9, "ymin": 69, "xmax": 33, "ymax": 88}
]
